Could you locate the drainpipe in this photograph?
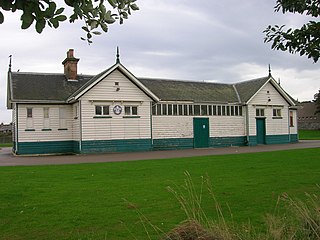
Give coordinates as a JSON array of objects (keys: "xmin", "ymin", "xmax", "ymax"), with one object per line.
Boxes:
[
  {"xmin": 288, "ymin": 108, "xmax": 291, "ymax": 143},
  {"xmin": 79, "ymin": 100, "xmax": 82, "ymax": 153},
  {"xmin": 245, "ymin": 104, "xmax": 250, "ymax": 145}
]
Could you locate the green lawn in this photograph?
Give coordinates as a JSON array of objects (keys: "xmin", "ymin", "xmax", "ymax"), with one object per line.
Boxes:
[
  {"xmin": 299, "ymin": 129, "xmax": 320, "ymax": 140},
  {"xmin": 0, "ymin": 148, "xmax": 319, "ymax": 239},
  {"xmin": 0, "ymin": 143, "xmax": 13, "ymax": 148}
]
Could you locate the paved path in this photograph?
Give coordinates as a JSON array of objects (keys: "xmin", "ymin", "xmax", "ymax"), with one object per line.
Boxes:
[{"xmin": 0, "ymin": 140, "xmax": 319, "ymax": 166}]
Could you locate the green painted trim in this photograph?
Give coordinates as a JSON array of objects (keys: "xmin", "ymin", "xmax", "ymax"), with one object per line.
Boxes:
[
  {"xmin": 93, "ymin": 116, "xmax": 112, "ymax": 118},
  {"xmin": 25, "ymin": 129, "xmax": 35, "ymax": 131},
  {"xmin": 16, "ymin": 140, "xmax": 75, "ymax": 155},
  {"xmin": 265, "ymin": 134, "xmax": 290, "ymax": 144},
  {"xmin": 290, "ymin": 134, "xmax": 298, "ymax": 142},
  {"xmin": 58, "ymin": 128, "xmax": 68, "ymax": 131},
  {"xmin": 209, "ymin": 136, "xmax": 246, "ymax": 148},
  {"xmin": 41, "ymin": 128, "xmax": 52, "ymax": 131},
  {"xmin": 248, "ymin": 136, "xmax": 257, "ymax": 146},
  {"xmin": 272, "ymin": 117, "xmax": 283, "ymax": 119},
  {"xmin": 81, "ymin": 139, "xmax": 152, "ymax": 153},
  {"xmin": 153, "ymin": 138, "xmax": 194, "ymax": 150},
  {"xmin": 123, "ymin": 116, "xmax": 140, "ymax": 118}
]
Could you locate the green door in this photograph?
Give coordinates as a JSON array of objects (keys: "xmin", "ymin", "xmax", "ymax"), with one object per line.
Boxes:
[
  {"xmin": 193, "ymin": 118, "xmax": 209, "ymax": 148},
  {"xmin": 256, "ymin": 118, "xmax": 266, "ymax": 144}
]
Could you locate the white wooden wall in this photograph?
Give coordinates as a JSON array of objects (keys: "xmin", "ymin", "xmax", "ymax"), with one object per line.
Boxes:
[
  {"xmin": 152, "ymin": 114, "xmax": 246, "ymax": 139},
  {"xmin": 80, "ymin": 69, "xmax": 152, "ymax": 141},
  {"xmin": 17, "ymin": 104, "xmax": 73, "ymax": 142},
  {"xmin": 248, "ymin": 82, "xmax": 292, "ymax": 136}
]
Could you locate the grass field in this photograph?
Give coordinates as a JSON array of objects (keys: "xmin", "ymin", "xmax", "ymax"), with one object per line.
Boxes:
[
  {"xmin": 0, "ymin": 148, "xmax": 320, "ymax": 239},
  {"xmin": 299, "ymin": 129, "xmax": 320, "ymax": 140}
]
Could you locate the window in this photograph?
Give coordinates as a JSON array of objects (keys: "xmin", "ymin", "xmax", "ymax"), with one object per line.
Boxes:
[
  {"xmin": 217, "ymin": 106, "xmax": 221, "ymax": 116},
  {"xmin": 27, "ymin": 108, "xmax": 33, "ymax": 118},
  {"xmin": 239, "ymin": 106, "xmax": 242, "ymax": 116},
  {"xmin": 152, "ymin": 105, "xmax": 156, "ymax": 115},
  {"xmin": 183, "ymin": 105, "xmax": 188, "ymax": 116},
  {"xmin": 125, "ymin": 106, "xmax": 138, "ymax": 115},
  {"xmin": 173, "ymin": 104, "xmax": 178, "ymax": 115},
  {"xmin": 273, "ymin": 108, "xmax": 282, "ymax": 118},
  {"xmin": 43, "ymin": 107, "xmax": 50, "ymax": 129},
  {"xmin": 290, "ymin": 111, "xmax": 294, "ymax": 127},
  {"xmin": 59, "ymin": 107, "xmax": 67, "ymax": 129},
  {"xmin": 26, "ymin": 108, "xmax": 33, "ymax": 129},
  {"xmin": 95, "ymin": 105, "xmax": 109, "ymax": 116},
  {"xmin": 230, "ymin": 106, "xmax": 234, "ymax": 116},
  {"xmin": 162, "ymin": 104, "xmax": 167, "ymax": 115},
  {"xmin": 178, "ymin": 105, "xmax": 183, "ymax": 115},
  {"xmin": 201, "ymin": 105, "xmax": 207, "ymax": 115},
  {"xmin": 208, "ymin": 105, "xmax": 212, "ymax": 115},
  {"xmin": 157, "ymin": 104, "xmax": 161, "ymax": 115},
  {"xmin": 235, "ymin": 106, "xmax": 239, "ymax": 116},
  {"xmin": 189, "ymin": 105, "xmax": 194, "ymax": 116},
  {"xmin": 168, "ymin": 104, "xmax": 173, "ymax": 115},
  {"xmin": 226, "ymin": 106, "xmax": 230, "ymax": 116},
  {"xmin": 256, "ymin": 108, "xmax": 264, "ymax": 117},
  {"xmin": 222, "ymin": 106, "xmax": 226, "ymax": 116},
  {"xmin": 213, "ymin": 105, "xmax": 217, "ymax": 115},
  {"xmin": 194, "ymin": 105, "xmax": 200, "ymax": 115}
]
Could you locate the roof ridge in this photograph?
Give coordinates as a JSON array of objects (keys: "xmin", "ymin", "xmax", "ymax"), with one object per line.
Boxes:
[
  {"xmin": 139, "ymin": 77, "xmax": 231, "ymax": 86},
  {"xmin": 234, "ymin": 76, "xmax": 269, "ymax": 85}
]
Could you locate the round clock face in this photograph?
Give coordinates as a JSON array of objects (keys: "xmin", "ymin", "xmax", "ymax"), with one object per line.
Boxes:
[{"xmin": 113, "ymin": 105, "xmax": 122, "ymax": 115}]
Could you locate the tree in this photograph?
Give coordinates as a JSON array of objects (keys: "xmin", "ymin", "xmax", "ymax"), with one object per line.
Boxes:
[
  {"xmin": 264, "ymin": 0, "xmax": 320, "ymax": 63},
  {"xmin": 314, "ymin": 89, "xmax": 320, "ymax": 114},
  {"xmin": 0, "ymin": 0, "xmax": 139, "ymax": 43}
]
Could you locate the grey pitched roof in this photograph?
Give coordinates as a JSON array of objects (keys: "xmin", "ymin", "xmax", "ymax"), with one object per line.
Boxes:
[
  {"xmin": 234, "ymin": 76, "xmax": 270, "ymax": 102},
  {"xmin": 10, "ymin": 72, "xmax": 93, "ymax": 102},
  {"xmin": 9, "ymin": 66, "xmax": 277, "ymax": 105},
  {"xmin": 139, "ymin": 78, "xmax": 239, "ymax": 103}
]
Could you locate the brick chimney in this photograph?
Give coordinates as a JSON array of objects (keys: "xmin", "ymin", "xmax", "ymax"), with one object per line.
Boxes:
[{"xmin": 62, "ymin": 49, "xmax": 79, "ymax": 80}]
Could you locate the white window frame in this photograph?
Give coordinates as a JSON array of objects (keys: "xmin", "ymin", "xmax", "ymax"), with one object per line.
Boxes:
[
  {"xmin": 95, "ymin": 105, "xmax": 110, "ymax": 116},
  {"xmin": 124, "ymin": 106, "xmax": 138, "ymax": 116}
]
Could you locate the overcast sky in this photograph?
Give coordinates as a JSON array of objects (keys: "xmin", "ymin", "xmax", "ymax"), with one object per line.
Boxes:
[{"xmin": 0, "ymin": 0, "xmax": 319, "ymax": 123}]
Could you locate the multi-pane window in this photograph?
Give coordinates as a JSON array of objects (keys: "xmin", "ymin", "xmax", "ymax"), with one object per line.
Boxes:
[
  {"xmin": 256, "ymin": 108, "xmax": 265, "ymax": 117},
  {"xmin": 95, "ymin": 105, "xmax": 109, "ymax": 116},
  {"xmin": 273, "ymin": 108, "xmax": 282, "ymax": 117},
  {"xmin": 125, "ymin": 106, "xmax": 138, "ymax": 115},
  {"xmin": 152, "ymin": 103, "xmax": 243, "ymax": 117}
]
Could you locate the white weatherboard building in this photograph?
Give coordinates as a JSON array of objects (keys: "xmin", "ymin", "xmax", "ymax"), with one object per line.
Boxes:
[{"xmin": 7, "ymin": 49, "xmax": 298, "ymax": 155}]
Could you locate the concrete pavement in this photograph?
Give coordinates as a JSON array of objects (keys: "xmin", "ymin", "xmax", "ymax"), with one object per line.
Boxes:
[{"xmin": 0, "ymin": 140, "xmax": 319, "ymax": 166}]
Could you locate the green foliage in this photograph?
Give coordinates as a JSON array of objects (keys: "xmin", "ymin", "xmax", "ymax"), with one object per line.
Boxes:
[
  {"xmin": 0, "ymin": 0, "xmax": 139, "ymax": 44},
  {"xmin": 264, "ymin": 0, "xmax": 320, "ymax": 63}
]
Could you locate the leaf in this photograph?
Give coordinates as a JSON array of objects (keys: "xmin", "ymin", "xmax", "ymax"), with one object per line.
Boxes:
[
  {"xmin": 108, "ymin": 0, "xmax": 117, "ymax": 8},
  {"xmin": 92, "ymin": 31, "xmax": 102, "ymax": 35},
  {"xmin": 0, "ymin": 11, "xmax": 4, "ymax": 24},
  {"xmin": 55, "ymin": 15, "xmax": 67, "ymax": 22},
  {"xmin": 100, "ymin": 22, "xmax": 108, "ymax": 32},
  {"xmin": 130, "ymin": 3, "xmax": 139, "ymax": 11},
  {"xmin": 82, "ymin": 26, "xmax": 89, "ymax": 32},
  {"xmin": 55, "ymin": 7, "xmax": 64, "ymax": 15},
  {"xmin": 35, "ymin": 18, "xmax": 46, "ymax": 33},
  {"xmin": 104, "ymin": 10, "xmax": 115, "ymax": 24},
  {"xmin": 21, "ymin": 12, "xmax": 34, "ymax": 29},
  {"xmin": 50, "ymin": 18, "xmax": 59, "ymax": 28}
]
